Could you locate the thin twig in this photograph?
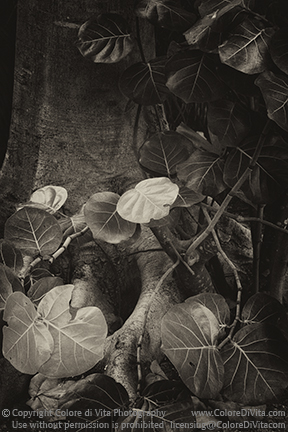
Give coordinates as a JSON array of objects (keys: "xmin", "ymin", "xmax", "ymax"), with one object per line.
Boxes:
[{"xmin": 201, "ymin": 207, "xmax": 243, "ymax": 350}]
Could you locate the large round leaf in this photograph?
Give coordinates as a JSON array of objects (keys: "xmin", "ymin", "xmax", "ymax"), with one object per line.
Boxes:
[
  {"xmin": 171, "ymin": 186, "xmax": 204, "ymax": 208},
  {"xmin": 241, "ymin": 293, "xmax": 286, "ymax": 327},
  {"xmin": 117, "ymin": 177, "xmax": 179, "ymax": 224},
  {"xmin": 26, "ymin": 185, "xmax": 68, "ymax": 214},
  {"xmin": 255, "ymin": 71, "xmax": 288, "ymax": 132},
  {"xmin": 84, "ymin": 192, "xmax": 136, "ymax": 244},
  {"xmin": 161, "ymin": 301, "xmax": 224, "ymax": 399},
  {"xmin": 119, "ymin": 57, "xmax": 169, "ymax": 105},
  {"xmin": 185, "ymin": 293, "xmax": 230, "ymax": 327},
  {"xmin": 139, "ymin": 131, "xmax": 189, "ymax": 175},
  {"xmin": 270, "ymin": 29, "xmax": 288, "ymax": 76},
  {"xmin": 3, "ymin": 292, "xmax": 54, "ymax": 374},
  {"xmin": 221, "ymin": 323, "xmax": 288, "ymax": 404},
  {"xmin": 4, "ymin": 207, "xmax": 63, "ymax": 257},
  {"xmin": 207, "ymin": 99, "xmax": 251, "ymax": 148},
  {"xmin": 77, "ymin": 13, "xmax": 134, "ymax": 63},
  {"xmin": 176, "ymin": 149, "xmax": 227, "ymax": 197},
  {"xmin": 135, "ymin": 0, "xmax": 196, "ymax": 32},
  {"xmin": 38, "ymin": 285, "xmax": 108, "ymax": 378},
  {"xmin": 219, "ymin": 18, "xmax": 275, "ymax": 74},
  {"xmin": 165, "ymin": 50, "xmax": 226, "ymax": 103}
]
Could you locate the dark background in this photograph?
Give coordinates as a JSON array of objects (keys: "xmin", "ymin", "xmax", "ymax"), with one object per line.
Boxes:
[{"xmin": 0, "ymin": 0, "xmax": 17, "ymax": 168}]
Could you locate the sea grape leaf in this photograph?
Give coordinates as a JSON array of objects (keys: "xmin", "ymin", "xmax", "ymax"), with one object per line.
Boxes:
[
  {"xmin": 0, "ymin": 264, "xmax": 24, "ymax": 310},
  {"xmin": 241, "ymin": 293, "xmax": 286, "ymax": 327},
  {"xmin": 38, "ymin": 285, "xmax": 107, "ymax": 378},
  {"xmin": 207, "ymin": 99, "xmax": 251, "ymax": 148},
  {"xmin": 223, "ymin": 138, "xmax": 287, "ymax": 203},
  {"xmin": 77, "ymin": 13, "xmax": 134, "ymax": 63},
  {"xmin": 4, "ymin": 207, "xmax": 63, "ymax": 257},
  {"xmin": 219, "ymin": 18, "xmax": 275, "ymax": 74},
  {"xmin": 221, "ymin": 323, "xmax": 288, "ymax": 404},
  {"xmin": 270, "ymin": 29, "xmax": 288, "ymax": 76},
  {"xmin": 22, "ymin": 185, "xmax": 68, "ymax": 214},
  {"xmin": 27, "ymin": 276, "xmax": 64, "ymax": 305},
  {"xmin": 176, "ymin": 149, "xmax": 227, "ymax": 197},
  {"xmin": 0, "ymin": 239, "xmax": 23, "ymax": 274},
  {"xmin": 171, "ymin": 186, "xmax": 205, "ymax": 208},
  {"xmin": 176, "ymin": 122, "xmax": 223, "ymax": 155},
  {"xmin": 27, "ymin": 374, "xmax": 62, "ymax": 416},
  {"xmin": 138, "ymin": 131, "xmax": 190, "ymax": 175},
  {"xmin": 135, "ymin": 0, "xmax": 196, "ymax": 32},
  {"xmin": 143, "ymin": 379, "xmax": 187, "ymax": 403},
  {"xmin": 185, "ymin": 293, "xmax": 230, "ymax": 327},
  {"xmin": 3, "ymin": 292, "xmax": 54, "ymax": 374},
  {"xmin": 198, "ymin": 0, "xmax": 243, "ymax": 17},
  {"xmin": 255, "ymin": 71, "xmax": 288, "ymax": 132},
  {"xmin": 119, "ymin": 57, "xmax": 169, "ymax": 105},
  {"xmin": 161, "ymin": 301, "xmax": 224, "ymax": 398},
  {"xmin": 165, "ymin": 50, "xmax": 226, "ymax": 103},
  {"xmin": 117, "ymin": 177, "xmax": 179, "ymax": 224},
  {"xmin": 24, "ymin": 268, "xmax": 55, "ymax": 293},
  {"xmin": 84, "ymin": 192, "xmax": 136, "ymax": 244}
]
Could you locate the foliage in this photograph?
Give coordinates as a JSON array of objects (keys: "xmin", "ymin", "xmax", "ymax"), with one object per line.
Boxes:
[{"xmin": 2, "ymin": 0, "xmax": 288, "ymax": 429}]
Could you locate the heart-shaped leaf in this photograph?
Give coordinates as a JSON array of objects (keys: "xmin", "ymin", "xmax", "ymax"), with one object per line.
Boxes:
[
  {"xmin": 221, "ymin": 323, "xmax": 288, "ymax": 404},
  {"xmin": 77, "ymin": 13, "xmax": 134, "ymax": 63},
  {"xmin": 177, "ymin": 149, "xmax": 227, "ymax": 197},
  {"xmin": 27, "ymin": 276, "xmax": 64, "ymax": 305},
  {"xmin": 166, "ymin": 51, "xmax": 226, "ymax": 103},
  {"xmin": 3, "ymin": 292, "xmax": 54, "ymax": 374},
  {"xmin": 27, "ymin": 373, "xmax": 129, "ymax": 420},
  {"xmin": 219, "ymin": 18, "xmax": 275, "ymax": 74},
  {"xmin": 171, "ymin": 186, "xmax": 205, "ymax": 208},
  {"xmin": 25, "ymin": 185, "xmax": 68, "ymax": 214},
  {"xmin": 207, "ymin": 99, "xmax": 251, "ymax": 148},
  {"xmin": 223, "ymin": 138, "xmax": 286, "ymax": 203},
  {"xmin": 0, "ymin": 239, "xmax": 23, "ymax": 274},
  {"xmin": 37, "ymin": 285, "xmax": 107, "ymax": 378},
  {"xmin": 84, "ymin": 192, "xmax": 137, "ymax": 244},
  {"xmin": 161, "ymin": 301, "xmax": 224, "ymax": 398},
  {"xmin": 138, "ymin": 131, "xmax": 190, "ymax": 175},
  {"xmin": 4, "ymin": 207, "xmax": 63, "ymax": 257},
  {"xmin": 241, "ymin": 293, "xmax": 286, "ymax": 326},
  {"xmin": 117, "ymin": 177, "xmax": 179, "ymax": 223},
  {"xmin": 185, "ymin": 293, "xmax": 230, "ymax": 327},
  {"xmin": 119, "ymin": 57, "xmax": 169, "ymax": 105},
  {"xmin": 270, "ymin": 29, "xmax": 288, "ymax": 76},
  {"xmin": 0, "ymin": 264, "xmax": 24, "ymax": 310},
  {"xmin": 255, "ymin": 71, "xmax": 288, "ymax": 132},
  {"xmin": 135, "ymin": 0, "xmax": 196, "ymax": 32}
]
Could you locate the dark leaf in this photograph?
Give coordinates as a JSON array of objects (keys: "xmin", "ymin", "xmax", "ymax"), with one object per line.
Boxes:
[
  {"xmin": 84, "ymin": 192, "xmax": 137, "ymax": 244},
  {"xmin": 184, "ymin": 11, "xmax": 222, "ymax": 53},
  {"xmin": 185, "ymin": 293, "xmax": 230, "ymax": 327},
  {"xmin": 27, "ymin": 276, "xmax": 64, "ymax": 305},
  {"xmin": 207, "ymin": 99, "xmax": 251, "ymax": 148},
  {"xmin": 270, "ymin": 29, "xmax": 288, "ymax": 76},
  {"xmin": 221, "ymin": 323, "xmax": 288, "ymax": 404},
  {"xmin": 4, "ymin": 207, "xmax": 63, "ymax": 257},
  {"xmin": 161, "ymin": 301, "xmax": 224, "ymax": 398},
  {"xmin": 24, "ymin": 268, "xmax": 55, "ymax": 293},
  {"xmin": 223, "ymin": 137, "xmax": 288, "ymax": 203},
  {"xmin": 171, "ymin": 186, "xmax": 205, "ymax": 208},
  {"xmin": 0, "ymin": 239, "xmax": 23, "ymax": 274},
  {"xmin": 119, "ymin": 57, "xmax": 169, "ymax": 105},
  {"xmin": 219, "ymin": 18, "xmax": 275, "ymax": 74},
  {"xmin": 143, "ymin": 379, "xmax": 187, "ymax": 403},
  {"xmin": 165, "ymin": 50, "xmax": 226, "ymax": 103},
  {"xmin": 255, "ymin": 71, "xmax": 288, "ymax": 132},
  {"xmin": 77, "ymin": 13, "xmax": 134, "ymax": 63},
  {"xmin": 198, "ymin": 0, "xmax": 261, "ymax": 18},
  {"xmin": 177, "ymin": 150, "xmax": 227, "ymax": 197},
  {"xmin": 135, "ymin": 0, "xmax": 196, "ymax": 32},
  {"xmin": 139, "ymin": 131, "xmax": 190, "ymax": 175},
  {"xmin": 0, "ymin": 264, "xmax": 23, "ymax": 310},
  {"xmin": 219, "ymin": 64, "xmax": 260, "ymax": 96},
  {"xmin": 28, "ymin": 373, "xmax": 129, "ymax": 420},
  {"xmin": 176, "ymin": 122, "xmax": 223, "ymax": 155},
  {"xmin": 241, "ymin": 293, "xmax": 286, "ymax": 327}
]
